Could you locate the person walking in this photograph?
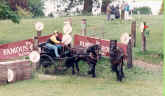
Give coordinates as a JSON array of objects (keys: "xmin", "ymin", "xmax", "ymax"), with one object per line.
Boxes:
[
  {"xmin": 106, "ymin": 3, "xmax": 111, "ymax": 21},
  {"xmin": 124, "ymin": 3, "xmax": 130, "ymax": 20},
  {"xmin": 120, "ymin": 2, "xmax": 125, "ymax": 21}
]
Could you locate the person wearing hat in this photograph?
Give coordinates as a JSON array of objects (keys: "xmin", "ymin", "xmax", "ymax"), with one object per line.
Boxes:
[{"xmin": 45, "ymin": 30, "xmax": 62, "ymax": 58}]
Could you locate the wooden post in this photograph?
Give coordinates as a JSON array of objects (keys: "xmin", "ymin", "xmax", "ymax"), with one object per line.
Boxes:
[
  {"xmin": 33, "ymin": 36, "xmax": 39, "ymax": 70},
  {"xmin": 127, "ymin": 35, "xmax": 133, "ymax": 68},
  {"xmin": 33, "ymin": 22, "xmax": 44, "ymax": 70},
  {"xmin": 131, "ymin": 21, "xmax": 136, "ymax": 47},
  {"xmin": 37, "ymin": 31, "xmax": 42, "ymax": 37},
  {"xmin": 81, "ymin": 19, "xmax": 87, "ymax": 36},
  {"xmin": 33, "ymin": 36, "xmax": 39, "ymax": 51},
  {"xmin": 142, "ymin": 22, "xmax": 146, "ymax": 52}
]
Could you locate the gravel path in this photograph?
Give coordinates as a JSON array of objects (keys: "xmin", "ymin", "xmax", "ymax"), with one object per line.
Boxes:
[{"xmin": 133, "ymin": 60, "xmax": 163, "ymax": 72}]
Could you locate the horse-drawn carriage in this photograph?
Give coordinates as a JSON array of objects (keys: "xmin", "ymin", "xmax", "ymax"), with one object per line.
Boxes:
[{"xmin": 38, "ymin": 42, "xmax": 101, "ymax": 77}]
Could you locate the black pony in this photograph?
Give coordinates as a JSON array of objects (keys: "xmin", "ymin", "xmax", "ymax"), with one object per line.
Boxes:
[
  {"xmin": 64, "ymin": 44, "xmax": 101, "ymax": 78},
  {"xmin": 109, "ymin": 40, "xmax": 125, "ymax": 81}
]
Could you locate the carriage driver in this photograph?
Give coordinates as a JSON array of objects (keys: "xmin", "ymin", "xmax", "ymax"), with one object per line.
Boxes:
[{"xmin": 45, "ymin": 30, "xmax": 62, "ymax": 58}]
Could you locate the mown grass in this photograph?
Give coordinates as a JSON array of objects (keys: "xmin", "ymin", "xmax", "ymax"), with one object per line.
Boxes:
[
  {"xmin": 0, "ymin": 15, "xmax": 163, "ymax": 64},
  {"xmin": 0, "ymin": 15, "xmax": 163, "ymax": 95},
  {"xmin": 0, "ymin": 58, "xmax": 162, "ymax": 96}
]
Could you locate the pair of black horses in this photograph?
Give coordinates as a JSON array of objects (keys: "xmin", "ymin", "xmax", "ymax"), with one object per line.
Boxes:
[{"xmin": 39, "ymin": 40, "xmax": 125, "ymax": 82}]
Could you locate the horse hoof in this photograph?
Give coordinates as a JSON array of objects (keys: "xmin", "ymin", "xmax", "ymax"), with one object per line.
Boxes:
[
  {"xmin": 92, "ymin": 75, "xmax": 96, "ymax": 78},
  {"xmin": 117, "ymin": 77, "xmax": 122, "ymax": 82},
  {"xmin": 72, "ymin": 72, "xmax": 75, "ymax": 75},
  {"xmin": 72, "ymin": 73, "xmax": 75, "ymax": 75},
  {"xmin": 88, "ymin": 71, "xmax": 92, "ymax": 74}
]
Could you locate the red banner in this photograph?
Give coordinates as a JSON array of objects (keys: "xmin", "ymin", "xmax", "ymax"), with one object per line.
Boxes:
[
  {"xmin": 0, "ymin": 35, "xmax": 51, "ymax": 60},
  {"xmin": 74, "ymin": 34, "xmax": 127, "ymax": 57},
  {"xmin": 0, "ymin": 34, "xmax": 127, "ymax": 60}
]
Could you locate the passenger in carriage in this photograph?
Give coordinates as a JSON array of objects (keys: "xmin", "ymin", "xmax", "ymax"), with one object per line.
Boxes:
[{"xmin": 45, "ymin": 30, "xmax": 62, "ymax": 58}]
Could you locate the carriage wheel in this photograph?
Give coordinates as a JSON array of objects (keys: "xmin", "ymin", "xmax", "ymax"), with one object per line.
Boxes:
[
  {"xmin": 39, "ymin": 55, "xmax": 55, "ymax": 74},
  {"xmin": 54, "ymin": 58, "xmax": 67, "ymax": 72}
]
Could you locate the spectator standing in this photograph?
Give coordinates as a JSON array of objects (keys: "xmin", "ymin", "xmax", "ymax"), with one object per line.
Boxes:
[
  {"xmin": 115, "ymin": 5, "xmax": 120, "ymax": 19},
  {"xmin": 120, "ymin": 2, "xmax": 125, "ymax": 21},
  {"xmin": 106, "ymin": 3, "xmax": 111, "ymax": 21},
  {"xmin": 124, "ymin": 3, "xmax": 130, "ymax": 20},
  {"xmin": 110, "ymin": 5, "xmax": 115, "ymax": 20}
]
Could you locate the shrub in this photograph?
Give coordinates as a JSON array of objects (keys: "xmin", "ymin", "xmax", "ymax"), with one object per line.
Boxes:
[
  {"xmin": 28, "ymin": 0, "xmax": 44, "ymax": 17},
  {"xmin": 133, "ymin": 6, "xmax": 152, "ymax": 15},
  {"xmin": 16, "ymin": 6, "xmax": 32, "ymax": 18},
  {"xmin": 0, "ymin": 2, "xmax": 20, "ymax": 23}
]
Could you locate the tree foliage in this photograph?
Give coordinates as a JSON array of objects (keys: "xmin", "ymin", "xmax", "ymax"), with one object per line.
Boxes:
[
  {"xmin": 7, "ymin": 0, "xmax": 28, "ymax": 11},
  {"xmin": 28, "ymin": 0, "xmax": 44, "ymax": 17},
  {"xmin": 159, "ymin": 0, "xmax": 164, "ymax": 15},
  {"xmin": 0, "ymin": 1, "xmax": 20, "ymax": 23}
]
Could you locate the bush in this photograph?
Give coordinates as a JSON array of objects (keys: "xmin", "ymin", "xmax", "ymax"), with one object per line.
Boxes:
[
  {"xmin": 0, "ymin": 2, "xmax": 20, "ymax": 23},
  {"xmin": 28, "ymin": 0, "xmax": 44, "ymax": 17},
  {"xmin": 16, "ymin": 6, "xmax": 32, "ymax": 18},
  {"xmin": 133, "ymin": 6, "xmax": 152, "ymax": 15}
]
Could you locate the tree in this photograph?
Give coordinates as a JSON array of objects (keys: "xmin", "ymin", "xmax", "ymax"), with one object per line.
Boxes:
[
  {"xmin": 68, "ymin": 0, "xmax": 112, "ymax": 14},
  {"xmin": 28, "ymin": 0, "xmax": 44, "ymax": 17},
  {"xmin": 7, "ymin": 0, "xmax": 28, "ymax": 11},
  {"xmin": 0, "ymin": 1, "xmax": 20, "ymax": 23},
  {"xmin": 83, "ymin": 0, "xmax": 93, "ymax": 14},
  {"xmin": 159, "ymin": 0, "xmax": 164, "ymax": 15}
]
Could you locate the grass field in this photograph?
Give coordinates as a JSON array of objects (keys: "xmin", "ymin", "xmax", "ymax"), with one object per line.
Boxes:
[
  {"xmin": 0, "ymin": 58, "xmax": 163, "ymax": 96},
  {"xmin": 0, "ymin": 15, "xmax": 163, "ymax": 64},
  {"xmin": 0, "ymin": 15, "xmax": 163, "ymax": 95}
]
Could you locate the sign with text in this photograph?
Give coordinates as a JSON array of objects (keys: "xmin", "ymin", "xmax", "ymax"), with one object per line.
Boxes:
[
  {"xmin": 74, "ymin": 34, "xmax": 127, "ymax": 57},
  {"xmin": 0, "ymin": 34, "xmax": 127, "ymax": 60},
  {"xmin": 0, "ymin": 35, "xmax": 51, "ymax": 60}
]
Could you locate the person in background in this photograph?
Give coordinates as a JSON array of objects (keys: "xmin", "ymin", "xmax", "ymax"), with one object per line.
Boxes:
[
  {"xmin": 124, "ymin": 2, "xmax": 130, "ymax": 20},
  {"xmin": 46, "ymin": 30, "xmax": 62, "ymax": 58},
  {"xmin": 115, "ymin": 5, "xmax": 120, "ymax": 19},
  {"xmin": 106, "ymin": 3, "xmax": 111, "ymax": 21},
  {"xmin": 120, "ymin": 1, "xmax": 125, "ymax": 21},
  {"xmin": 110, "ymin": 5, "xmax": 115, "ymax": 20}
]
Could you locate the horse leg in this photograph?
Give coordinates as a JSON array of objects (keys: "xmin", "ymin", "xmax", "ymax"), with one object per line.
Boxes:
[
  {"xmin": 91, "ymin": 64, "xmax": 96, "ymax": 78},
  {"xmin": 75, "ymin": 61, "xmax": 80, "ymax": 73},
  {"xmin": 121, "ymin": 58, "xmax": 125, "ymax": 78},
  {"xmin": 117, "ymin": 63, "xmax": 123, "ymax": 82},
  {"xmin": 88, "ymin": 63, "xmax": 92, "ymax": 74},
  {"xmin": 71, "ymin": 63, "xmax": 75, "ymax": 75},
  {"xmin": 112, "ymin": 64, "xmax": 121, "ymax": 82}
]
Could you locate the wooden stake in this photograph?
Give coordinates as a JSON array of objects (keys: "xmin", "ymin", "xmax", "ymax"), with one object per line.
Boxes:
[
  {"xmin": 81, "ymin": 19, "xmax": 87, "ymax": 36},
  {"xmin": 131, "ymin": 21, "xmax": 136, "ymax": 47},
  {"xmin": 142, "ymin": 22, "xmax": 146, "ymax": 52},
  {"xmin": 127, "ymin": 37, "xmax": 133, "ymax": 68}
]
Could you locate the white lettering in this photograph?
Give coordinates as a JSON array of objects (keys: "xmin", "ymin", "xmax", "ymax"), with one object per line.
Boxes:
[{"xmin": 2, "ymin": 42, "xmax": 33, "ymax": 56}]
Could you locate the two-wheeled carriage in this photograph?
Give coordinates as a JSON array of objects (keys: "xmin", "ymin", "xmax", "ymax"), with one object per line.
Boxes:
[
  {"xmin": 38, "ymin": 42, "xmax": 73, "ymax": 73},
  {"xmin": 38, "ymin": 42, "xmax": 102, "ymax": 77}
]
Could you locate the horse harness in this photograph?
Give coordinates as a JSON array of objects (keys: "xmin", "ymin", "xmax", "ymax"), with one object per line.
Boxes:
[{"xmin": 110, "ymin": 47, "xmax": 124, "ymax": 64}]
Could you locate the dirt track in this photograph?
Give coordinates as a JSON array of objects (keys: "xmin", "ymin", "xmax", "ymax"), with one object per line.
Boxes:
[{"xmin": 133, "ymin": 60, "xmax": 163, "ymax": 72}]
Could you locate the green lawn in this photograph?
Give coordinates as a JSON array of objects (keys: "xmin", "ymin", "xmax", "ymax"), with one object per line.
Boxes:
[
  {"xmin": 0, "ymin": 58, "xmax": 163, "ymax": 96},
  {"xmin": 0, "ymin": 15, "xmax": 163, "ymax": 96},
  {"xmin": 0, "ymin": 15, "xmax": 163, "ymax": 64}
]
